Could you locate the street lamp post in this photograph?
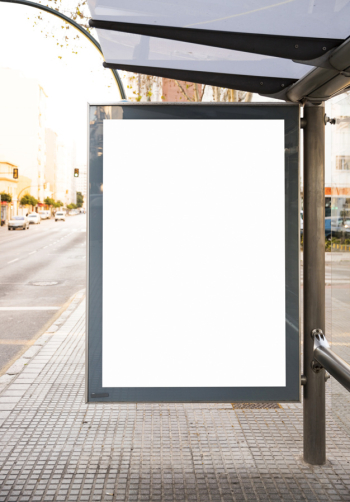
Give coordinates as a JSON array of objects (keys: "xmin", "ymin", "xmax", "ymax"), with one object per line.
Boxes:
[{"xmin": 0, "ymin": 0, "xmax": 126, "ymax": 98}]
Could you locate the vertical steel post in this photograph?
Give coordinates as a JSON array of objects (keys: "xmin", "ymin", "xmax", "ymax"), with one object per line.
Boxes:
[{"xmin": 303, "ymin": 102, "xmax": 326, "ymax": 465}]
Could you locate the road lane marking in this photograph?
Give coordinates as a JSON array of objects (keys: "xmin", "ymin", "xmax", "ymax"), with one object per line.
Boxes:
[
  {"xmin": 7, "ymin": 259, "xmax": 19, "ymax": 264},
  {"xmin": 0, "ymin": 307, "xmax": 60, "ymax": 311},
  {"xmin": 0, "ymin": 340, "xmax": 32, "ymax": 345}
]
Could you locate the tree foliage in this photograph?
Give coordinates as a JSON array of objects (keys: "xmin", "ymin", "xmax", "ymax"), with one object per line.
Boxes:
[
  {"xmin": 76, "ymin": 191, "xmax": 84, "ymax": 208},
  {"xmin": 44, "ymin": 197, "xmax": 63, "ymax": 208},
  {"xmin": 20, "ymin": 194, "xmax": 38, "ymax": 207},
  {"xmin": 0, "ymin": 192, "xmax": 12, "ymax": 203},
  {"xmin": 67, "ymin": 203, "xmax": 77, "ymax": 209},
  {"xmin": 33, "ymin": 0, "xmax": 91, "ymax": 57}
]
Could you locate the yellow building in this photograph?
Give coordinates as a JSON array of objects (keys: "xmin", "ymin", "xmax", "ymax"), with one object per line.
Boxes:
[
  {"xmin": 0, "ymin": 162, "xmax": 34, "ymax": 222},
  {"xmin": 0, "ymin": 161, "xmax": 18, "ymax": 223}
]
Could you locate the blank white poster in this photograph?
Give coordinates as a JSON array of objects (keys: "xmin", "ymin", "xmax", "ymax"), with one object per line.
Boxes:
[{"xmin": 103, "ymin": 119, "xmax": 285, "ymax": 388}]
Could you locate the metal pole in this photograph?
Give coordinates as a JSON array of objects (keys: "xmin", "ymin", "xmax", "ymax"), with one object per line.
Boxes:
[{"xmin": 303, "ymin": 102, "xmax": 326, "ymax": 465}]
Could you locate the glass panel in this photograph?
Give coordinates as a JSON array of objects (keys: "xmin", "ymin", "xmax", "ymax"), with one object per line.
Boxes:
[
  {"xmin": 98, "ymin": 29, "xmax": 314, "ymax": 79},
  {"xmin": 89, "ymin": 0, "xmax": 350, "ymax": 39},
  {"xmin": 330, "ymin": 93, "xmax": 350, "ymax": 434}
]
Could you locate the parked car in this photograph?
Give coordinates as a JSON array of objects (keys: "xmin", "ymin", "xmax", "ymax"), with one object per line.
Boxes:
[
  {"xmin": 325, "ymin": 218, "xmax": 332, "ymax": 240},
  {"xmin": 55, "ymin": 211, "xmax": 66, "ymax": 222},
  {"xmin": 325, "ymin": 217, "xmax": 350, "ymax": 239},
  {"xmin": 8, "ymin": 215, "xmax": 29, "ymax": 231},
  {"xmin": 28, "ymin": 213, "xmax": 41, "ymax": 224},
  {"xmin": 38, "ymin": 210, "xmax": 50, "ymax": 220}
]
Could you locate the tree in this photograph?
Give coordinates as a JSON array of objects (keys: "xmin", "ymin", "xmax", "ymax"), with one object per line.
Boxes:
[
  {"xmin": 0, "ymin": 192, "xmax": 12, "ymax": 203},
  {"xmin": 20, "ymin": 194, "xmax": 38, "ymax": 207},
  {"xmin": 44, "ymin": 197, "xmax": 56, "ymax": 206},
  {"xmin": 32, "ymin": 0, "xmax": 92, "ymax": 58},
  {"xmin": 67, "ymin": 203, "xmax": 77, "ymax": 210},
  {"xmin": 54, "ymin": 200, "xmax": 63, "ymax": 208},
  {"xmin": 76, "ymin": 191, "xmax": 84, "ymax": 208},
  {"xmin": 33, "ymin": 2, "xmax": 254, "ymax": 104}
]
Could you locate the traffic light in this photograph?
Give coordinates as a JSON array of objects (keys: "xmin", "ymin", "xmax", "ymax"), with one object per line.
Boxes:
[
  {"xmin": 13, "ymin": 168, "xmax": 18, "ymax": 179},
  {"xmin": 74, "ymin": 168, "xmax": 79, "ymax": 178}
]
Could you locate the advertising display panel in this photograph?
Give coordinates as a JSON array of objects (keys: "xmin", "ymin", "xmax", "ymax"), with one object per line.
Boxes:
[{"xmin": 87, "ymin": 103, "xmax": 300, "ymax": 402}]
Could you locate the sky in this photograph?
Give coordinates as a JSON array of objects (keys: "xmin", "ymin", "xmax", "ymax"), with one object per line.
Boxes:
[
  {"xmin": 0, "ymin": 2, "xmax": 123, "ymax": 164},
  {"xmin": 0, "ymin": 2, "xmax": 278, "ymax": 166}
]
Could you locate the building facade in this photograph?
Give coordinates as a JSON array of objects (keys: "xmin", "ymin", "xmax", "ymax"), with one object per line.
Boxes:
[
  {"xmin": 0, "ymin": 68, "xmax": 47, "ymax": 216},
  {"xmin": 45, "ymin": 128, "xmax": 58, "ymax": 200}
]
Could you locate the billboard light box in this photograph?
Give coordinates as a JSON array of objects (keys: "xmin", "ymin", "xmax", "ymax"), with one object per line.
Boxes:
[{"xmin": 87, "ymin": 103, "xmax": 300, "ymax": 403}]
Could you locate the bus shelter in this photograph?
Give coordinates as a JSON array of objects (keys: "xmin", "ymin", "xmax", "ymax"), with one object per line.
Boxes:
[{"xmin": 86, "ymin": 0, "xmax": 350, "ymax": 466}]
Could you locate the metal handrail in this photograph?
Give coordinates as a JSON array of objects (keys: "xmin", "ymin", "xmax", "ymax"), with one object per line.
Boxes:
[
  {"xmin": 311, "ymin": 329, "xmax": 350, "ymax": 392},
  {"xmin": 0, "ymin": 0, "xmax": 126, "ymax": 98}
]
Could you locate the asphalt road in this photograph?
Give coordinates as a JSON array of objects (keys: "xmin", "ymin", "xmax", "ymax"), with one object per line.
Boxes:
[{"xmin": 0, "ymin": 214, "xmax": 86, "ymax": 375}]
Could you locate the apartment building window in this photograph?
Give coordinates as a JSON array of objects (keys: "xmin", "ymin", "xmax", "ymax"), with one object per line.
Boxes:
[{"xmin": 336, "ymin": 155, "xmax": 350, "ymax": 170}]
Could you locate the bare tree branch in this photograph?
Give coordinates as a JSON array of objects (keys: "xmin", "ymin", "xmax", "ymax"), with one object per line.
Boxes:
[
  {"xmin": 200, "ymin": 84, "xmax": 206, "ymax": 101},
  {"xmin": 174, "ymin": 80, "xmax": 194, "ymax": 102},
  {"xmin": 194, "ymin": 83, "xmax": 200, "ymax": 102}
]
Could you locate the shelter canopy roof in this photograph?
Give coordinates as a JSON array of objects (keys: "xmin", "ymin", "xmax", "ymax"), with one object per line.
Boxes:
[
  {"xmin": 89, "ymin": 0, "xmax": 349, "ymax": 39},
  {"xmin": 88, "ymin": 0, "xmax": 350, "ymax": 101}
]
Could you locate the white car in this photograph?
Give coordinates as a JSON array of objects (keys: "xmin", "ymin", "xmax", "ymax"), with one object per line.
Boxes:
[
  {"xmin": 55, "ymin": 211, "xmax": 66, "ymax": 222},
  {"xmin": 8, "ymin": 215, "xmax": 29, "ymax": 231},
  {"xmin": 38, "ymin": 210, "xmax": 50, "ymax": 220},
  {"xmin": 28, "ymin": 213, "xmax": 41, "ymax": 224}
]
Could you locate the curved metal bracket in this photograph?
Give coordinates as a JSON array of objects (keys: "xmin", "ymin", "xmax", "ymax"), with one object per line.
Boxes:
[
  {"xmin": 311, "ymin": 328, "xmax": 330, "ymax": 350},
  {"xmin": 311, "ymin": 329, "xmax": 329, "ymax": 373},
  {"xmin": 0, "ymin": 0, "xmax": 126, "ymax": 98}
]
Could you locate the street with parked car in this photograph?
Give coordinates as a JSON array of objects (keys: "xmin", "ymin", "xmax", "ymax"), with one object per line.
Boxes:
[{"xmin": 0, "ymin": 213, "xmax": 86, "ymax": 374}]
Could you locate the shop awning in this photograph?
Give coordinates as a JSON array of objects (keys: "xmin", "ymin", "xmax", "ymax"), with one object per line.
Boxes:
[{"xmin": 88, "ymin": 0, "xmax": 350, "ymax": 101}]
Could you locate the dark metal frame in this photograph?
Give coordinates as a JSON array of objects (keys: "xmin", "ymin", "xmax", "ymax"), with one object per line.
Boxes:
[
  {"xmin": 90, "ymin": 19, "xmax": 342, "ymax": 62},
  {"xmin": 86, "ymin": 102, "xmax": 300, "ymax": 404},
  {"xmin": 103, "ymin": 62, "xmax": 297, "ymax": 95}
]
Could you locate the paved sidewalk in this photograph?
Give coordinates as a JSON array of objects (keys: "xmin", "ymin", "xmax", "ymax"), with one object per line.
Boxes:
[{"xmin": 0, "ymin": 294, "xmax": 350, "ymax": 502}]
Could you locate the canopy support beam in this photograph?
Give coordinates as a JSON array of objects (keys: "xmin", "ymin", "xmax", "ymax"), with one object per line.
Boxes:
[
  {"xmin": 89, "ymin": 19, "xmax": 342, "ymax": 62},
  {"xmin": 303, "ymin": 102, "xmax": 326, "ymax": 465}
]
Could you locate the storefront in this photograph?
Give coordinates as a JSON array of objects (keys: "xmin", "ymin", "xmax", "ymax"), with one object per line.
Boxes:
[{"xmin": 1, "ymin": 201, "xmax": 10, "ymax": 225}]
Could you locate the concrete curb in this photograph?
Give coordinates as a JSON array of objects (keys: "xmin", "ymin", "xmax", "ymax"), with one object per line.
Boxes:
[
  {"xmin": 301, "ymin": 251, "xmax": 350, "ymax": 262},
  {"xmin": 0, "ymin": 289, "xmax": 85, "ymax": 397}
]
